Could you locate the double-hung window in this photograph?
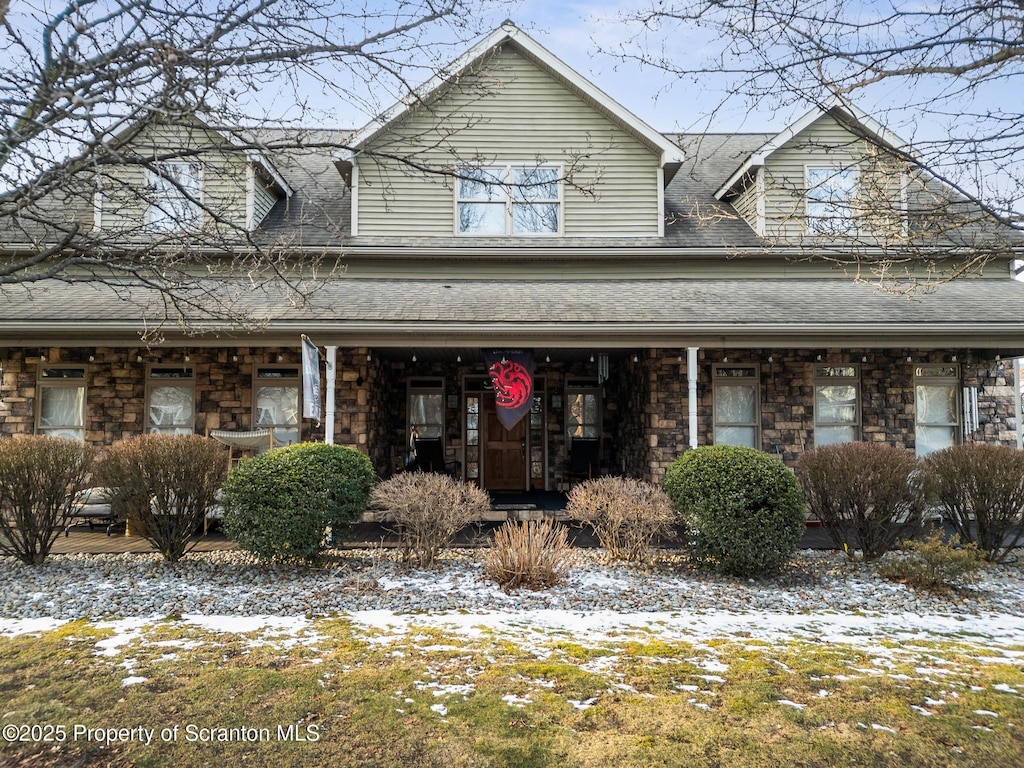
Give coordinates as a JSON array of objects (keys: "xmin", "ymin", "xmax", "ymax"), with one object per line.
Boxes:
[
  {"xmin": 37, "ymin": 367, "xmax": 87, "ymax": 441},
  {"xmin": 147, "ymin": 366, "xmax": 195, "ymax": 434},
  {"xmin": 254, "ymin": 366, "xmax": 300, "ymax": 445},
  {"xmin": 713, "ymin": 365, "xmax": 760, "ymax": 448},
  {"xmin": 806, "ymin": 166, "xmax": 856, "ymax": 234},
  {"xmin": 457, "ymin": 165, "xmax": 560, "ymax": 235},
  {"xmin": 915, "ymin": 365, "xmax": 960, "ymax": 456},
  {"xmin": 147, "ymin": 161, "xmax": 202, "ymax": 231},
  {"xmin": 814, "ymin": 365, "xmax": 860, "ymax": 445}
]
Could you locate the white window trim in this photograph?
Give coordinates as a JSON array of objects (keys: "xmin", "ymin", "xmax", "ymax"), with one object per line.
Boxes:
[
  {"xmin": 454, "ymin": 162, "xmax": 563, "ymax": 237},
  {"xmin": 754, "ymin": 166, "xmax": 766, "ymax": 237},
  {"xmin": 805, "ymin": 163, "xmax": 858, "ymax": 235},
  {"xmin": 146, "ymin": 161, "xmax": 203, "ymax": 231}
]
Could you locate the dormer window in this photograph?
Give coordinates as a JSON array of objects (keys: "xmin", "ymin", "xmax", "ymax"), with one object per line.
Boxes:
[
  {"xmin": 806, "ymin": 166, "xmax": 856, "ymax": 234},
  {"xmin": 147, "ymin": 161, "xmax": 202, "ymax": 231},
  {"xmin": 457, "ymin": 165, "xmax": 560, "ymax": 235}
]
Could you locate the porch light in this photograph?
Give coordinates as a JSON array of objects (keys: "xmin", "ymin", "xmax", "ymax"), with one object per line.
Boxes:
[
  {"xmin": 767, "ymin": 355, "xmax": 774, "ymax": 363},
  {"xmin": 40, "ymin": 354, "xmax": 46, "ymax": 361},
  {"xmin": 412, "ymin": 355, "xmax": 417, "ymax": 362},
  {"xmin": 456, "ymin": 355, "xmax": 461, "ymax": 362},
  {"xmin": 545, "ymin": 355, "xmax": 550, "ymax": 363},
  {"xmin": 907, "ymin": 356, "xmax": 912, "ymax": 363},
  {"xmin": 633, "ymin": 354, "xmax": 638, "ymax": 363},
  {"xmin": 589, "ymin": 354, "xmax": 594, "ymax": 363}
]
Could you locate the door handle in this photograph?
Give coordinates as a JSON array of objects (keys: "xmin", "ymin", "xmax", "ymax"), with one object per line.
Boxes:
[{"xmin": 520, "ymin": 438, "xmax": 526, "ymax": 457}]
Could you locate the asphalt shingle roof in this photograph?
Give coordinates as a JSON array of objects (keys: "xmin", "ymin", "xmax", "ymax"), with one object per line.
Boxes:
[{"xmin": 4, "ymin": 276, "xmax": 1022, "ymax": 332}]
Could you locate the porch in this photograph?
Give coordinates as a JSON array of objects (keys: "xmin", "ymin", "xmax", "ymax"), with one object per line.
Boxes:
[{"xmin": 51, "ymin": 516, "xmax": 839, "ymax": 555}]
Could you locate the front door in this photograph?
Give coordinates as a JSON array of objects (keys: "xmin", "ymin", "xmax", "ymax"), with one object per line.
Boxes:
[{"xmin": 482, "ymin": 394, "xmax": 527, "ymax": 490}]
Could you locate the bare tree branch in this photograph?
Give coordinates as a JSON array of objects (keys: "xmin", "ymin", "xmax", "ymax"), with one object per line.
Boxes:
[
  {"xmin": 603, "ymin": 0, "xmax": 1024, "ymax": 289},
  {"xmin": 0, "ymin": 0, "xmax": 499, "ymax": 330}
]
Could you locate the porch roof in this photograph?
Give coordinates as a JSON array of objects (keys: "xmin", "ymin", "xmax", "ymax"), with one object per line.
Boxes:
[{"xmin": 2, "ymin": 276, "xmax": 1023, "ymax": 350}]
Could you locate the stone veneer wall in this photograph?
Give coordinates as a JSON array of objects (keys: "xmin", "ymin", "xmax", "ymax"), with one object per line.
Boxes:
[
  {"xmin": 634, "ymin": 348, "xmax": 1019, "ymax": 485},
  {"xmin": 0, "ymin": 346, "xmax": 392, "ymax": 474},
  {"xmin": 1, "ymin": 345, "xmax": 1017, "ymax": 486}
]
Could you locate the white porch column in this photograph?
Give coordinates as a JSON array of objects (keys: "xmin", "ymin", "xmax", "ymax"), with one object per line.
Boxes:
[
  {"xmin": 325, "ymin": 346, "xmax": 337, "ymax": 445},
  {"xmin": 687, "ymin": 347, "xmax": 699, "ymax": 450}
]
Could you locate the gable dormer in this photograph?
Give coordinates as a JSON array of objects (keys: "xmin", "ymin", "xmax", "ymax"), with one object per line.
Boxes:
[
  {"xmin": 94, "ymin": 117, "xmax": 292, "ymax": 236},
  {"xmin": 337, "ymin": 23, "xmax": 684, "ymax": 240},
  {"xmin": 715, "ymin": 99, "xmax": 910, "ymax": 243}
]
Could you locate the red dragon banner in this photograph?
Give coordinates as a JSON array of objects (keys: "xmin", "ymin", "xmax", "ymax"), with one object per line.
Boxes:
[{"xmin": 483, "ymin": 349, "xmax": 534, "ymax": 430}]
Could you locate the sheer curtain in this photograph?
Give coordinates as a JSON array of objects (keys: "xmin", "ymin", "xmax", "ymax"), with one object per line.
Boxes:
[{"xmin": 39, "ymin": 386, "xmax": 85, "ymax": 440}]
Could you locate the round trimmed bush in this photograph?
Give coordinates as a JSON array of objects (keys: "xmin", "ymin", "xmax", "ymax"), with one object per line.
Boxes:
[
  {"xmin": 220, "ymin": 442, "xmax": 375, "ymax": 564},
  {"xmin": 663, "ymin": 445, "xmax": 805, "ymax": 577}
]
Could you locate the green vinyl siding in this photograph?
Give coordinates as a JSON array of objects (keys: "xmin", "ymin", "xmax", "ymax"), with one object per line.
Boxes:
[
  {"xmin": 97, "ymin": 122, "xmax": 253, "ymax": 234},
  {"xmin": 355, "ymin": 45, "xmax": 663, "ymax": 237},
  {"xmin": 250, "ymin": 169, "xmax": 278, "ymax": 228},
  {"xmin": 760, "ymin": 115, "xmax": 906, "ymax": 242}
]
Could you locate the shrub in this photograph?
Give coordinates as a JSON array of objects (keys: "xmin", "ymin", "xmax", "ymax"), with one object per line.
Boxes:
[
  {"xmin": 371, "ymin": 472, "xmax": 489, "ymax": 568},
  {"xmin": 924, "ymin": 444, "xmax": 1024, "ymax": 563},
  {"xmin": 220, "ymin": 442, "xmax": 375, "ymax": 565},
  {"xmin": 663, "ymin": 445, "xmax": 805, "ymax": 577},
  {"xmin": 796, "ymin": 442, "xmax": 924, "ymax": 561},
  {"xmin": 96, "ymin": 434, "xmax": 226, "ymax": 562},
  {"xmin": 482, "ymin": 520, "xmax": 573, "ymax": 590},
  {"xmin": 0, "ymin": 436, "xmax": 93, "ymax": 565},
  {"xmin": 878, "ymin": 530, "xmax": 984, "ymax": 593},
  {"xmin": 566, "ymin": 476, "xmax": 675, "ymax": 563}
]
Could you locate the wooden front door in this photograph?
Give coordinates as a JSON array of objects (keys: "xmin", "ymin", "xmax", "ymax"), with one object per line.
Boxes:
[{"xmin": 482, "ymin": 394, "xmax": 527, "ymax": 490}]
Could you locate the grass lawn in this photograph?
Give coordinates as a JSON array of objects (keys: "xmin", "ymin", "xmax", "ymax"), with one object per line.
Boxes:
[{"xmin": 0, "ymin": 613, "xmax": 1021, "ymax": 767}]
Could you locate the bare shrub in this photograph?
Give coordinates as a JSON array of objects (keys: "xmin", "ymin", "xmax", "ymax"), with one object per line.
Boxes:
[
  {"xmin": 482, "ymin": 520, "xmax": 573, "ymax": 590},
  {"xmin": 796, "ymin": 443, "xmax": 924, "ymax": 561},
  {"xmin": 567, "ymin": 476, "xmax": 675, "ymax": 563},
  {"xmin": 371, "ymin": 473, "xmax": 490, "ymax": 568},
  {"xmin": 924, "ymin": 444, "xmax": 1024, "ymax": 563},
  {"xmin": 96, "ymin": 434, "xmax": 226, "ymax": 562},
  {"xmin": 0, "ymin": 436, "xmax": 93, "ymax": 565},
  {"xmin": 878, "ymin": 530, "xmax": 984, "ymax": 593}
]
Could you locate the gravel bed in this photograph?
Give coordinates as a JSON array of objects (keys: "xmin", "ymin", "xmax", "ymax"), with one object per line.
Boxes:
[{"xmin": 2, "ymin": 548, "xmax": 1022, "ymax": 621}]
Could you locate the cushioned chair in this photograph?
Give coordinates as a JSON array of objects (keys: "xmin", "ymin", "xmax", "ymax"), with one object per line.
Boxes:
[
  {"xmin": 204, "ymin": 490, "xmax": 224, "ymax": 535},
  {"xmin": 65, "ymin": 487, "xmax": 120, "ymax": 536}
]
